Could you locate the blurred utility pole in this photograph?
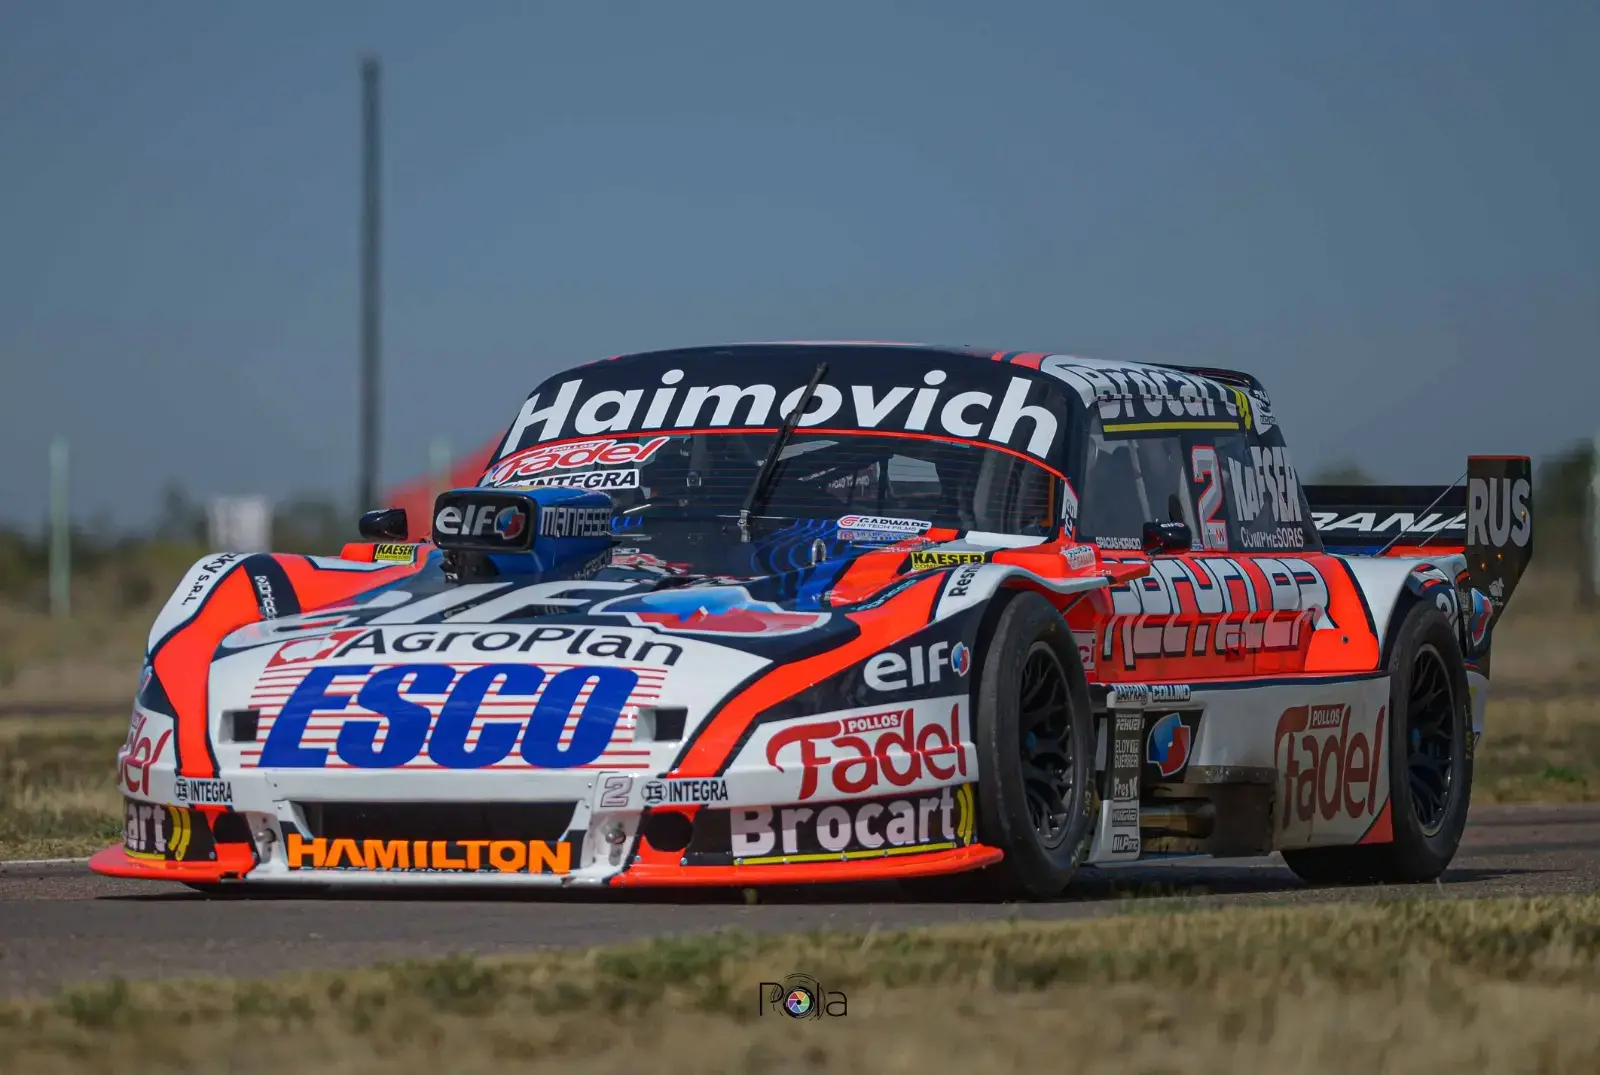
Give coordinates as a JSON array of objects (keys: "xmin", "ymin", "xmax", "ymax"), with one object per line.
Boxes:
[
  {"xmin": 48, "ymin": 438, "xmax": 69, "ymax": 619},
  {"xmin": 358, "ymin": 55, "xmax": 383, "ymax": 512},
  {"xmin": 1588, "ymin": 429, "xmax": 1600, "ymax": 605}
]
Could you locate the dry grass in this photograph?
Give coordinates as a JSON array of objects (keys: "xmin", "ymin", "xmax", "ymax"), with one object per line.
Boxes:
[
  {"xmin": 1491, "ymin": 557, "xmax": 1600, "ymax": 697},
  {"xmin": 0, "ymin": 608, "xmax": 149, "ymax": 708},
  {"xmin": 1, "ymin": 896, "xmax": 1598, "ymax": 1073},
  {"xmin": 0, "ymin": 539, "xmax": 201, "ymax": 706},
  {"xmin": 1478, "ymin": 697, "xmax": 1600, "ymax": 803},
  {"xmin": 0, "ymin": 716, "xmax": 126, "ymax": 859}
]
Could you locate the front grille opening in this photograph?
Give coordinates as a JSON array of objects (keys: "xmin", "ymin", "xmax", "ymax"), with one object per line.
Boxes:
[
  {"xmin": 635, "ymin": 706, "xmax": 688, "ymax": 742},
  {"xmin": 296, "ymin": 801, "xmax": 578, "ymax": 843},
  {"xmin": 640, "ymin": 810, "xmax": 694, "ymax": 853},
  {"xmin": 212, "ymin": 813, "xmax": 254, "ymax": 845},
  {"xmin": 222, "ymin": 709, "xmax": 260, "ymax": 743}
]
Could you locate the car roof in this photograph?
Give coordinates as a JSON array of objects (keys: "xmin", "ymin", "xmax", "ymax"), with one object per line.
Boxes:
[
  {"xmin": 599, "ymin": 340, "xmax": 992, "ymax": 365},
  {"xmin": 599, "ymin": 342, "xmax": 1269, "ymax": 399}
]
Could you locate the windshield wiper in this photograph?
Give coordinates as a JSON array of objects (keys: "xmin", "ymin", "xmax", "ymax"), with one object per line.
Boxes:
[{"xmin": 739, "ymin": 360, "xmax": 828, "ymax": 543}]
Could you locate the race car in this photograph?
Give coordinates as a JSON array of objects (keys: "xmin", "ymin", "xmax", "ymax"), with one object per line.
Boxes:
[{"xmin": 92, "ymin": 343, "xmax": 1535, "ymax": 899}]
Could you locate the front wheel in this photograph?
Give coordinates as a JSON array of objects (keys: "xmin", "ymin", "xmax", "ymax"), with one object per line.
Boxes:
[
  {"xmin": 1282, "ymin": 600, "xmax": 1472, "ymax": 885},
  {"xmin": 962, "ymin": 590, "xmax": 1097, "ymax": 900}
]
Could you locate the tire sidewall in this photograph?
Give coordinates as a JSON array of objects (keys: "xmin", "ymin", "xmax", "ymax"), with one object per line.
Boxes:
[
  {"xmin": 972, "ymin": 589, "xmax": 1096, "ymax": 897},
  {"xmin": 1384, "ymin": 601, "xmax": 1473, "ymax": 871}
]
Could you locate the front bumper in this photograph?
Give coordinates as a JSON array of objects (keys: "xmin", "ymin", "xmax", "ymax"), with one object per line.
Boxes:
[
  {"xmin": 88, "ymin": 836, "xmax": 1002, "ymax": 888},
  {"xmin": 94, "ymin": 762, "xmax": 996, "ymax": 889}
]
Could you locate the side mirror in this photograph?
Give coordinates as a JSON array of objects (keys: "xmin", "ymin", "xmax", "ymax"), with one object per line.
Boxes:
[
  {"xmin": 359, "ymin": 507, "xmax": 409, "ymax": 542},
  {"xmin": 1142, "ymin": 520, "xmax": 1192, "ymax": 555}
]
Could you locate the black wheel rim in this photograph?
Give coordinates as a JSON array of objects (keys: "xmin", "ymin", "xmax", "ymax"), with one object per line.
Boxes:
[
  {"xmin": 1017, "ymin": 641, "xmax": 1076, "ymax": 850},
  {"xmin": 1406, "ymin": 642, "xmax": 1458, "ymax": 835}
]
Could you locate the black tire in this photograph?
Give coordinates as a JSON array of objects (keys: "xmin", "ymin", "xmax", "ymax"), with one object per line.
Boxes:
[
  {"xmin": 903, "ymin": 590, "xmax": 1097, "ymax": 901},
  {"xmin": 1282, "ymin": 601, "xmax": 1472, "ymax": 885}
]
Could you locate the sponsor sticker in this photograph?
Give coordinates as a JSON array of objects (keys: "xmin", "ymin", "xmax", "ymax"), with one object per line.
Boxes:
[
  {"xmin": 120, "ymin": 711, "xmax": 171, "ymax": 796},
  {"xmin": 1145, "ymin": 711, "xmax": 1198, "ymax": 780},
  {"xmin": 486, "ymin": 437, "xmax": 670, "ymax": 488},
  {"xmin": 1109, "ymin": 683, "xmax": 1193, "ymax": 708},
  {"xmin": 863, "ymin": 641, "xmax": 970, "ymax": 692},
  {"xmin": 908, "ymin": 550, "xmax": 988, "ymax": 570},
  {"xmin": 611, "ymin": 550, "xmax": 692, "ymax": 574},
  {"xmin": 503, "ymin": 371, "xmax": 1064, "ymax": 462},
  {"xmin": 1467, "ymin": 475, "xmax": 1533, "ymax": 550},
  {"xmin": 252, "ymin": 573, "xmax": 280, "ymax": 619},
  {"xmin": 690, "ymin": 784, "xmax": 977, "ymax": 865},
  {"xmin": 512, "ymin": 469, "xmax": 642, "ymax": 491},
  {"xmin": 837, "ymin": 528, "xmax": 919, "ymax": 545},
  {"xmin": 373, "ymin": 543, "xmax": 419, "ymax": 564},
  {"xmin": 124, "ymin": 801, "xmax": 215, "ymax": 862},
  {"xmin": 1041, "ymin": 358, "xmax": 1246, "ymax": 428},
  {"xmin": 1073, "ymin": 630, "xmax": 1096, "ymax": 672},
  {"xmin": 945, "ymin": 562, "xmax": 982, "ymax": 599},
  {"xmin": 181, "ymin": 553, "xmax": 242, "ymax": 605},
  {"xmin": 324, "ymin": 625, "xmax": 685, "ymax": 665},
  {"xmin": 1100, "ymin": 554, "xmax": 1328, "ymax": 671},
  {"xmin": 764, "ymin": 703, "xmax": 969, "ymax": 801},
  {"xmin": 433, "ymin": 496, "xmax": 532, "ymax": 548},
  {"xmin": 266, "ymin": 629, "xmax": 365, "ymax": 667},
  {"xmin": 1273, "ymin": 702, "xmax": 1390, "ymax": 848},
  {"xmin": 254, "ymin": 660, "xmax": 643, "ymax": 770},
  {"xmin": 174, "ymin": 776, "xmax": 234, "ymax": 806},
  {"xmin": 538, "ymin": 505, "xmax": 612, "ymax": 538},
  {"xmin": 1226, "ymin": 445, "xmax": 1304, "ymax": 527},
  {"xmin": 642, "ymin": 777, "xmax": 730, "ymax": 806},
  {"xmin": 837, "ymin": 514, "xmax": 930, "ymax": 535},
  {"xmin": 285, "ymin": 833, "xmax": 572, "ymax": 874}
]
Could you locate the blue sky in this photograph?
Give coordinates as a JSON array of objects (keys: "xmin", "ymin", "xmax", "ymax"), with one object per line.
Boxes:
[{"xmin": 2, "ymin": 2, "xmax": 1596, "ymax": 528}]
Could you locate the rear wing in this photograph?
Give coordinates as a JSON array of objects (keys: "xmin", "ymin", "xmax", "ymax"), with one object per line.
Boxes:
[
  {"xmin": 1307, "ymin": 455, "xmax": 1534, "ymax": 610},
  {"xmin": 1307, "ymin": 484, "xmax": 1467, "ymax": 552}
]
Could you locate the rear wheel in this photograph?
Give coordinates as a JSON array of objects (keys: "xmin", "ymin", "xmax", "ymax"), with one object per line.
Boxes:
[{"xmin": 1282, "ymin": 601, "xmax": 1472, "ymax": 884}]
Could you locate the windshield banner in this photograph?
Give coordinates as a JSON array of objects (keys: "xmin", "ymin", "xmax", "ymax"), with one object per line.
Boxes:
[{"xmin": 497, "ymin": 350, "xmax": 1079, "ymax": 466}]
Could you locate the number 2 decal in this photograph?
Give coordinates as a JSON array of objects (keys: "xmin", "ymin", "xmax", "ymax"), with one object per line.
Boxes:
[
  {"xmin": 1191, "ymin": 446, "xmax": 1229, "ymax": 551},
  {"xmin": 599, "ymin": 774, "xmax": 633, "ymax": 809}
]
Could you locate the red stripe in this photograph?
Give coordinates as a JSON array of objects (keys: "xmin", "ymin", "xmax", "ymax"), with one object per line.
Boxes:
[{"xmin": 156, "ymin": 570, "xmax": 261, "ymax": 779}]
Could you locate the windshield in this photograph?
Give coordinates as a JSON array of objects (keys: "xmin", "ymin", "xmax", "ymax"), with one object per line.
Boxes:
[{"xmin": 483, "ymin": 430, "xmax": 1059, "ymax": 537}]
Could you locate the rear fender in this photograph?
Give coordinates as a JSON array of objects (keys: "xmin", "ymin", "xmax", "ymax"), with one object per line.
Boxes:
[{"xmin": 1345, "ymin": 551, "xmax": 1500, "ymax": 674}]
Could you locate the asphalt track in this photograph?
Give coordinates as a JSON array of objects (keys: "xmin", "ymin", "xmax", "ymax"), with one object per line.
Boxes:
[{"xmin": 2, "ymin": 801, "xmax": 1598, "ymax": 998}]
